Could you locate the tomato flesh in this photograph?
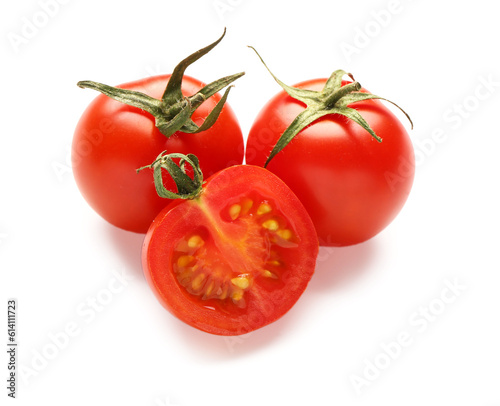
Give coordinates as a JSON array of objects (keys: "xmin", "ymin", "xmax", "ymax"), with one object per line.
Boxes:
[{"xmin": 142, "ymin": 165, "xmax": 318, "ymax": 335}]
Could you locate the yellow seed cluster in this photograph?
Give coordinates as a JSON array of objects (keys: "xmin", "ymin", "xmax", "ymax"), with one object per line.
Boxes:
[{"xmin": 173, "ymin": 197, "xmax": 294, "ymax": 307}]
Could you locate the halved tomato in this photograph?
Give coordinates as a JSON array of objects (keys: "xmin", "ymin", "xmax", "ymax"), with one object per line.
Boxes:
[{"xmin": 142, "ymin": 164, "xmax": 319, "ymax": 335}]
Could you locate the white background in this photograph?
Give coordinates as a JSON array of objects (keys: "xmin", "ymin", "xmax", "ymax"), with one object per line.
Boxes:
[{"xmin": 2, "ymin": 0, "xmax": 500, "ymax": 405}]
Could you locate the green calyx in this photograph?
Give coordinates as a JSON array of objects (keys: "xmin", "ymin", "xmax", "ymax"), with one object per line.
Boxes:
[
  {"xmin": 78, "ymin": 29, "xmax": 244, "ymax": 138},
  {"xmin": 248, "ymin": 47, "xmax": 413, "ymax": 167},
  {"xmin": 137, "ymin": 151, "xmax": 204, "ymax": 200}
]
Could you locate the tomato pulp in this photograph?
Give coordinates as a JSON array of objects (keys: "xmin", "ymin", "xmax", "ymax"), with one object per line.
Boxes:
[{"xmin": 142, "ymin": 165, "xmax": 319, "ymax": 335}]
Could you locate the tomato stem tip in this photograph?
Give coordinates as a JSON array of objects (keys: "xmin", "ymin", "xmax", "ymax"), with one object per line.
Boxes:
[
  {"xmin": 137, "ymin": 151, "xmax": 204, "ymax": 201},
  {"xmin": 247, "ymin": 47, "xmax": 413, "ymax": 166},
  {"xmin": 78, "ymin": 29, "xmax": 244, "ymax": 138}
]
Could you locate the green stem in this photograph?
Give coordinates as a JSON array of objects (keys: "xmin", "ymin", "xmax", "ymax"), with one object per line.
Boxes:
[
  {"xmin": 324, "ymin": 81, "xmax": 362, "ymax": 108},
  {"xmin": 78, "ymin": 29, "xmax": 244, "ymax": 138},
  {"xmin": 137, "ymin": 151, "xmax": 204, "ymax": 200},
  {"xmin": 249, "ymin": 47, "xmax": 413, "ymax": 166}
]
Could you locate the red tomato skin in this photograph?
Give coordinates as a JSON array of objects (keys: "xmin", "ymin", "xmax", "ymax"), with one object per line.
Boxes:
[
  {"xmin": 246, "ymin": 79, "xmax": 415, "ymax": 246},
  {"xmin": 142, "ymin": 165, "xmax": 319, "ymax": 336},
  {"xmin": 72, "ymin": 74, "xmax": 244, "ymax": 233}
]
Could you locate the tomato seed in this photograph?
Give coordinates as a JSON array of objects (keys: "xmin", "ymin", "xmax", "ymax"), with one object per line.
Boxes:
[
  {"xmin": 205, "ymin": 280, "xmax": 215, "ymax": 296},
  {"xmin": 177, "ymin": 255, "xmax": 195, "ymax": 267},
  {"xmin": 240, "ymin": 198, "xmax": 254, "ymax": 215},
  {"xmin": 231, "ymin": 276, "xmax": 250, "ymax": 289},
  {"xmin": 229, "ymin": 204, "xmax": 242, "ymax": 220},
  {"xmin": 188, "ymin": 235, "xmax": 204, "ymax": 249},
  {"xmin": 262, "ymin": 270, "xmax": 278, "ymax": 279},
  {"xmin": 262, "ymin": 219, "xmax": 279, "ymax": 231},
  {"xmin": 276, "ymin": 229, "xmax": 293, "ymax": 240},
  {"xmin": 257, "ymin": 203, "xmax": 272, "ymax": 215},
  {"xmin": 231, "ymin": 290, "xmax": 243, "ymax": 301},
  {"xmin": 191, "ymin": 273, "xmax": 206, "ymax": 291}
]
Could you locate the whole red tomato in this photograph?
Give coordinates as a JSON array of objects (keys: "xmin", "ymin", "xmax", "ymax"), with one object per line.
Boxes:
[
  {"xmin": 246, "ymin": 55, "xmax": 414, "ymax": 246},
  {"xmin": 72, "ymin": 30, "xmax": 244, "ymax": 233},
  {"xmin": 141, "ymin": 153, "xmax": 318, "ymax": 335}
]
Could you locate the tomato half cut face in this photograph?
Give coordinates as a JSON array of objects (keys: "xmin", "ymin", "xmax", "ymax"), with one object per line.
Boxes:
[{"xmin": 142, "ymin": 165, "xmax": 319, "ymax": 335}]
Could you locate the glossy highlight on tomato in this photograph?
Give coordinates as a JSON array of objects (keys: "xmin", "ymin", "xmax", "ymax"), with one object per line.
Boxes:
[
  {"xmin": 142, "ymin": 165, "xmax": 319, "ymax": 335},
  {"xmin": 246, "ymin": 78, "xmax": 415, "ymax": 246},
  {"xmin": 72, "ymin": 74, "xmax": 243, "ymax": 233}
]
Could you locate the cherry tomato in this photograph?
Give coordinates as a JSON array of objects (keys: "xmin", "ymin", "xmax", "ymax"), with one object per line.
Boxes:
[
  {"xmin": 246, "ymin": 78, "xmax": 414, "ymax": 246},
  {"xmin": 72, "ymin": 74, "xmax": 243, "ymax": 233},
  {"xmin": 73, "ymin": 30, "xmax": 244, "ymax": 233},
  {"xmin": 142, "ymin": 164, "xmax": 318, "ymax": 335}
]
